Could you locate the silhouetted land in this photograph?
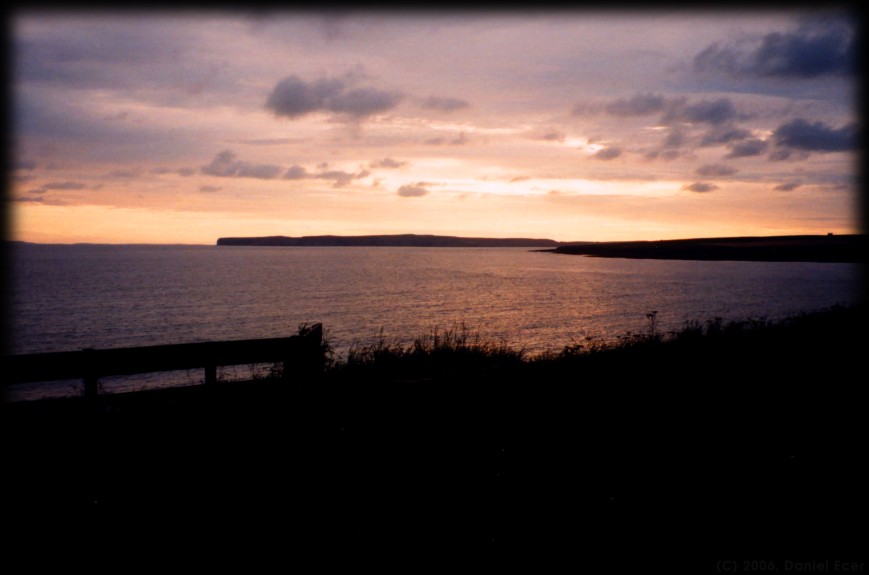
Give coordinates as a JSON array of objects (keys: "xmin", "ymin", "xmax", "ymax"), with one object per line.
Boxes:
[
  {"xmin": 548, "ymin": 233, "xmax": 866, "ymax": 262},
  {"xmin": 217, "ymin": 234, "xmax": 561, "ymax": 247},
  {"xmin": 3, "ymin": 305, "xmax": 866, "ymax": 564}
]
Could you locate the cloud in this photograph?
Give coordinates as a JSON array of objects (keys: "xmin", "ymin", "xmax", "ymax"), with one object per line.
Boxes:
[
  {"xmin": 235, "ymin": 163, "xmax": 283, "ymax": 179},
  {"xmin": 644, "ymin": 149, "xmax": 681, "ymax": 161},
  {"xmin": 661, "ymin": 128, "xmax": 687, "ymax": 149},
  {"xmin": 699, "ymin": 125, "xmax": 753, "ymax": 147},
  {"xmin": 201, "ymin": 150, "xmax": 282, "ymax": 179},
  {"xmin": 539, "ymin": 131, "xmax": 565, "ymax": 142},
  {"xmin": 199, "ymin": 185, "xmax": 222, "ymax": 193},
  {"xmin": 265, "ymin": 74, "xmax": 402, "ymax": 120},
  {"xmin": 604, "ymin": 93, "xmax": 667, "ymax": 116},
  {"xmin": 370, "ymin": 157, "xmax": 406, "ymax": 169},
  {"xmin": 725, "ymin": 138, "xmax": 769, "ymax": 158},
  {"xmin": 201, "ymin": 150, "xmax": 240, "ymax": 177},
  {"xmin": 452, "ymin": 132, "xmax": 469, "ymax": 146},
  {"xmin": 282, "ymin": 163, "xmax": 368, "ymax": 187},
  {"xmin": 153, "ymin": 166, "xmax": 196, "ymax": 177},
  {"xmin": 663, "ymin": 98, "xmax": 739, "ymax": 126},
  {"xmin": 693, "ymin": 17, "xmax": 855, "ymax": 78},
  {"xmin": 397, "ymin": 183, "xmax": 429, "ymax": 197},
  {"xmin": 682, "ymin": 182, "xmax": 719, "ymax": 193},
  {"xmin": 695, "ymin": 164, "xmax": 738, "ymax": 177},
  {"xmin": 772, "ymin": 118, "xmax": 856, "ymax": 152},
  {"xmin": 283, "ymin": 165, "xmax": 309, "ymax": 179},
  {"xmin": 318, "ymin": 169, "xmax": 362, "ymax": 187},
  {"xmin": 422, "ymin": 96, "xmax": 470, "ymax": 112},
  {"xmin": 41, "ymin": 181, "xmax": 87, "ymax": 190},
  {"xmin": 328, "ymin": 87, "xmax": 403, "ymax": 117},
  {"xmin": 424, "ymin": 132, "xmax": 469, "ymax": 146},
  {"xmin": 593, "ymin": 147, "xmax": 622, "ymax": 160},
  {"xmin": 774, "ymin": 182, "xmax": 802, "ymax": 191},
  {"xmin": 105, "ymin": 169, "xmax": 141, "ymax": 178}
]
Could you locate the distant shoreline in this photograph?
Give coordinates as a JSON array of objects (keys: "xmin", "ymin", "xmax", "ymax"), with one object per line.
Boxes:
[
  {"xmin": 215, "ymin": 234, "xmax": 560, "ymax": 248},
  {"xmin": 544, "ymin": 234, "xmax": 866, "ymax": 263}
]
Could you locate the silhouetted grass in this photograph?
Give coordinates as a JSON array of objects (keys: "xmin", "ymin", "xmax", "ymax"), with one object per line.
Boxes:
[
  {"xmin": 318, "ymin": 303, "xmax": 863, "ymax": 383},
  {"xmin": 332, "ymin": 322, "xmax": 525, "ymax": 382},
  {"xmin": 3, "ymin": 303, "xmax": 864, "ymax": 559}
]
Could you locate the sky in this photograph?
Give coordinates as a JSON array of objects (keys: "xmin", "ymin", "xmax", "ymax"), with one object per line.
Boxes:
[{"xmin": 8, "ymin": 8, "xmax": 860, "ymax": 244}]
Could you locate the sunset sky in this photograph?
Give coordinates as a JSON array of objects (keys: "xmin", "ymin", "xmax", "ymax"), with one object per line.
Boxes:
[{"xmin": 9, "ymin": 9, "xmax": 859, "ymax": 244}]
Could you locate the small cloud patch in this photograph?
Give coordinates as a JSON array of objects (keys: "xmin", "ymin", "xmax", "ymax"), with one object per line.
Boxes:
[
  {"xmin": 773, "ymin": 182, "xmax": 802, "ymax": 191},
  {"xmin": 422, "ymin": 96, "xmax": 470, "ymax": 112},
  {"xmin": 695, "ymin": 164, "xmax": 738, "ymax": 177},
  {"xmin": 682, "ymin": 182, "xmax": 720, "ymax": 193},
  {"xmin": 397, "ymin": 182, "xmax": 430, "ymax": 198},
  {"xmin": 594, "ymin": 147, "xmax": 622, "ymax": 160}
]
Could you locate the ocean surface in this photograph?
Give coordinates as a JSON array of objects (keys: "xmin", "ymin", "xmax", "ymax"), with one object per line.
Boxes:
[{"xmin": 5, "ymin": 244, "xmax": 862, "ymax": 400}]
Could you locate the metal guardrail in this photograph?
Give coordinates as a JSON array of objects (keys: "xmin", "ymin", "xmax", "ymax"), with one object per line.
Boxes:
[{"xmin": 3, "ymin": 324, "xmax": 323, "ymax": 398}]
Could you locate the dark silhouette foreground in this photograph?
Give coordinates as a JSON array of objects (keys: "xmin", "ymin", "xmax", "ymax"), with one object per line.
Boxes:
[{"xmin": 2, "ymin": 306, "xmax": 865, "ymax": 566}]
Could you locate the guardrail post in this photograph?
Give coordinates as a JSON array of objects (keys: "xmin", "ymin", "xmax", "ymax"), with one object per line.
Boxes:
[
  {"xmin": 205, "ymin": 364, "xmax": 217, "ymax": 385},
  {"xmin": 284, "ymin": 323, "xmax": 323, "ymax": 381},
  {"xmin": 82, "ymin": 348, "xmax": 98, "ymax": 400}
]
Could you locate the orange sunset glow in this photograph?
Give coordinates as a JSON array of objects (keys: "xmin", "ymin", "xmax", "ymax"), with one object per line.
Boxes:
[{"xmin": 9, "ymin": 9, "xmax": 859, "ymax": 244}]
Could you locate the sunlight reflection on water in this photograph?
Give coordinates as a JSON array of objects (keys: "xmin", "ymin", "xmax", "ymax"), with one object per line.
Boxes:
[{"xmin": 7, "ymin": 244, "xmax": 861, "ymax": 399}]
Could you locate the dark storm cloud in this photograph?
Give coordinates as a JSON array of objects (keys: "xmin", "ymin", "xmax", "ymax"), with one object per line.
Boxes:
[
  {"xmin": 604, "ymin": 93, "xmax": 667, "ymax": 116},
  {"xmin": 201, "ymin": 150, "xmax": 282, "ymax": 179},
  {"xmin": 696, "ymin": 164, "xmax": 738, "ymax": 177},
  {"xmin": 725, "ymin": 139, "xmax": 768, "ymax": 158},
  {"xmin": 594, "ymin": 147, "xmax": 622, "ymax": 160},
  {"xmin": 265, "ymin": 74, "xmax": 402, "ymax": 120},
  {"xmin": 370, "ymin": 158, "xmax": 406, "ymax": 169},
  {"xmin": 682, "ymin": 182, "xmax": 719, "ymax": 193},
  {"xmin": 693, "ymin": 16, "xmax": 855, "ymax": 78},
  {"xmin": 422, "ymin": 96, "xmax": 470, "ymax": 112},
  {"xmin": 772, "ymin": 119, "xmax": 857, "ymax": 152},
  {"xmin": 774, "ymin": 182, "xmax": 802, "ymax": 191},
  {"xmin": 397, "ymin": 183, "xmax": 430, "ymax": 197}
]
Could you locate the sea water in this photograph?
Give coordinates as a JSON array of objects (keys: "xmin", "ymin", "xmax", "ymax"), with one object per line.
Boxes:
[{"xmin": 5, "ymin": 244, "xmax": 861, "ymax": 399}]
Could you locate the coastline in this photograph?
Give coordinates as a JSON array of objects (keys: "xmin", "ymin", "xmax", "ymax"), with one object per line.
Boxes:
[{"xmin": 546, "ymin": 234, "xmax": 866, "ymax": 263}]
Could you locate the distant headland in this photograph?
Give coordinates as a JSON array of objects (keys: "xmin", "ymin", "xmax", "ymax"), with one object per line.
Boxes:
[
  {"xmin": 215, "ymin": 233, "xmax": 866, "ymax": 262},
  {"xmin": 216, "ymin": 234, "xmax": 561, "ymax": 248},
  {"xmin": 546, "ymin": 234, "xmax": 866, "ymax": 263}
]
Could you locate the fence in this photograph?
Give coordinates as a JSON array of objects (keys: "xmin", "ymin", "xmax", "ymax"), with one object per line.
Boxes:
[{"xmin": 3, "ymin": 324, "xmax": 323, "ymax": 399}]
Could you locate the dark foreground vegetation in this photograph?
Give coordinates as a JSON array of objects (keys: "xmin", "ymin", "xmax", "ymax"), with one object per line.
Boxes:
[{"xmin": 3, "ymin": 305, "xmax": 866, "ymax": 566}]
